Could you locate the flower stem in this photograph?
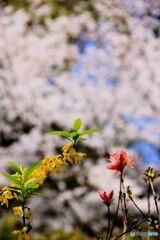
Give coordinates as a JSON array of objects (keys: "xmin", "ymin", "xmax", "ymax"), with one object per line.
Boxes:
[
  {"xmin": 106, "ymin": 205, "xmax": 111, "ymax": 240},
  {"xmin": 122, "ymin": 224, "xmax": 126, "ymax": 240},
  {"xmin": 147, "ymin": 182, "xmax": 151, "ymax": 218},
  {"xmin": 22, "ymin": 201, "xmax": 26, "ymax": 227},
  {"xmin": 121, "ymin": 177, "xmax": 129, "ymax": 240},
  {"xmin": 147, "ymin": 183, "xmax": 151, "ymax": 240},
  {"xmin": 130, "ymin": 198, "xmax": 147, "ymax": 219},
  {"xmin": 120, "ymin": 185, "xmax": 126, "ymax": 240},
  {"xmin": 108, "ymin": 171, "xmax": 123, "ymax": 239},
  {"xmin": 149, "ymin": 179, "xmax": 160, "ymax": 222}
]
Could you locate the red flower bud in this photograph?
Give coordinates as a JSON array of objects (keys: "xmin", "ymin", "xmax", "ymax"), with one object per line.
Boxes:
[{"xmin": 99, "ymin": 190, "xmax": 114, "ymax": 205}]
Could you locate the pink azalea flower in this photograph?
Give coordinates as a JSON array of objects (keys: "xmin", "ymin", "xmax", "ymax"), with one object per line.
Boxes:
[{"xmin": 106, "ymin": 150, "xmax": 135, "ymax": 173}]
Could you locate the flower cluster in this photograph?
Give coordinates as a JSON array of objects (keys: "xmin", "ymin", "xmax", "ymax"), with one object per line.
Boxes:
[
  {"xmin": 13, "ymin": 206, "xmax": 24, "ymax": 217},
  {"xmin": 29, "ymin": 144, "xmax": 86, "ymax": 183},
  {"xmin": 0, "ymin": 186, "xmax": 17, "ymax": 208},
  {"xmin": 0, "ymin": 144, "xmax": 86, "ymax": 206},
  {"xmin": 62, "ymin": 144, "xmax": 87, "ymax": 164},
  {"xmin": 99, "ymin": 150, "xmax": 160, "ymax": 239},
  {"xmin": 0, "ymin": 118, "xmax": 95, "ymax": 239},
  {"xmin": 0, "ymin": 144, "xmax": 86, "ymax": 239},
  {"xmin": 99, "ymin": 150, "xmax": 134, "ymax": 205}
]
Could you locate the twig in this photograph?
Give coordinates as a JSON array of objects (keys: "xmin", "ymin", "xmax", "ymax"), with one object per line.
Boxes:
[
  {"xmin": 149, "ymin": 179, "xmax": 160, "ymax": 222},
  {"xmin": 22, "ymin": 201, "xmax": 26, "ymax": 227},
  {"xmin": 108, "ymin": 172, "xmax": 123, "ymax": 239},
  {"xmin": 147, "ymin": 183, "xmax": 151, "ymax": 240},
  {"xmin": 130, "ymin": 197, "xmax": 160, "ymax": 233},
  {"xmin": 121, "ymin": 178, "xmax": 129, "ymax": 240},
  {"xmin": 115, "ymin": 218, "xmax": 147, "ymax": 240},
  {"xmin": 106, "ymin": 205, "xmax": 111, "ymax": 240},
  {"xmin": 130, "ymin": 198, "xmax": 147, "ymax": 219}
]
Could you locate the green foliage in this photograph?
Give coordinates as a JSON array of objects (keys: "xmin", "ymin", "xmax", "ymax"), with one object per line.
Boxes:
[
  {"xmin": 73, "ymin": 118, "xmax": 83, "ymax": 132},
  {"xmin": 24, "ymin": 184, "xmax": 39, "ymax": 191},
  {"xmin": 0, "ymin": 118, "xmax": 101, "ymax": 238},
  {"xmin": 49, "ymin": 118, "xmax": 100, "ymax": 145},
  {"xmin": 49, "ymin": 131, "xmax": 70, "ymax": 137},
  {"xmin": 24, "ymin": 161, "xmax": 41, "ymax": 179},
  {"xmin": 2, "ymin": 173, "xmax": 20, "ymax": 185},
  {"xmin": 3, "ymin": 161, "xmax": 41, "ymax": 201},
  {"xmin": 8, "ymin": 161, "xmax": 23, "ymax": 175},
  {"xmin": 79, "ymin": 128, "xmax": 100, "ymax": 136}
]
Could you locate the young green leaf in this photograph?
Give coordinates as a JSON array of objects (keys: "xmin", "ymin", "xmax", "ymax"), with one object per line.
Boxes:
[
  {"xmin": 24, "ymin": 184, "xmax": 39, "ymax": 191},
  {"xmin": 24, "ymin": 161, "xmax": 41, "ymax": 180},
  {"xmin": 3, "ymin": 173, "xmax": 20, "ymax": 185},
  {"xmin": 9, "ymin": 186, "xmax": 22, "ymax": 190},
  {"xmin": 70, "ymin": 132, "xmax": 79, "ymax": 138},
  {"xmin": 25, "ymin": 178, "xmax": 40, "ymax": 186},
  {"xmin": 73, "ymin": 118, "xmax": 83, "ymax": 132},
  {"xmin": 8, "ymin": 187, "xmax": 22, "ymax": 194},
  {"xmin": 48, "ymin": 131, "xmax": 70, "ymax": 137},
  {"xmin": 9, "ymin": 186, "xmax": 22, "ymax": 193},
  {"xmin": 8, "ymin": 161, "xmax": 22, "ymax": 175},
  {"xmin": 79, "ymin": 128, "xmax": 100, "ymax": 136}
]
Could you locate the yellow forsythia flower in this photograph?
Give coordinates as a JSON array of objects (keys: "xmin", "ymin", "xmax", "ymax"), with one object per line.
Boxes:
[
  {"xmin": 13, "ymin": 206, "xmax": 23, "ymax": 217},
  {"xmin": 62, "ymin": 144, "xmax": 86, "ymax": 164},
  {"xmin": 25, "ymin": 144, "xmax": 86, "ymax": 180},
  {"xmin": 13, "ymin": 226, "xmax": 30, "ymax": 240},
  {"xmin": 0, "ymin": 187, "xmax": 17, "ymax": 207},
  {"xmin": 42, "ymin": 154, "xmax": 64, "ymax": 176},
  {"xmin": 29, "ymin": 165, "xmax": 48, "ymax": 185}
]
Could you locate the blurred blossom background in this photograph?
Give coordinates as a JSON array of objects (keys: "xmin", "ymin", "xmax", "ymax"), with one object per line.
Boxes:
[{"xmin": 0, "ymin": 0, "xmax": 160, "ymax": 239}]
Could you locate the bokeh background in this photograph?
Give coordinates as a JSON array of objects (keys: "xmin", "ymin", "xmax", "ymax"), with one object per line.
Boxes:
[{"xmin": 0, "ymin": 0, "xmax": 160, "ymax": 239}]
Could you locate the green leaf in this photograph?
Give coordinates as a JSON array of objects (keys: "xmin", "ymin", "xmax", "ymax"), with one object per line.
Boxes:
[
  {"xmin": 70, "ymin": 132, "xmax": 79, "ymax": 138},
  {"xmin": 79, "ymin": 128, "xmax": 100, "ymax": 136},
  {"xmin": 24, "ymin": 184, "xmax": 39, "ymax": 191},
  {"xmin": 8, "ymin": 161, "xmax": 22, "ymax": 175},
  {"xmin": 8, "ymin": 187, "xmax": 22, "ymax": 194},
  {"xmin": 24, "ymin": 161, "xmax": 41, "ymax": 180},
  {"xmin": 25, "ymin": 178, "xmax": 40, "ymax": 186},
  {"xmin": 9, "ymin": 186, "xmax": 22, "ymax": 191},
  {"xmin": 12, "ymin": 190, "xmax": 21, "ymax": 195},
  {"xmin": 3, "ymin": 173, "xmax": 20, "ymax": 185},
  {"xmin": 73, "ymin": 118, "xmax": 83, "ymax": 132},
  {"xmin": 48, "ymin": 131, "xmax": 70, "ymax": 137}
]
